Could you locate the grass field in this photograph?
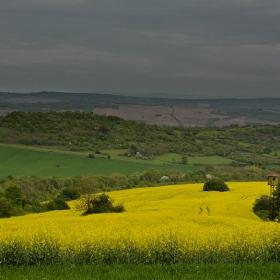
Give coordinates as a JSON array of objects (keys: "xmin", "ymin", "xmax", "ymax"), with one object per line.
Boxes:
[
  {"xmin": 156, "ymin": 153, "xmax": 233, "ymax": 165},
  {"xmin": 1, "ymin": 263, "xmax": 279, "ymax": 280},
  {"xmin": 0, "ymin": 144, "xmax": 231, "ymax": 178}
]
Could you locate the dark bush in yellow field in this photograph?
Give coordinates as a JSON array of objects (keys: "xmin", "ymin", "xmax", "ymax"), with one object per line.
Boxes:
[{"xmin": 203, "ymin": 178, "xmax": 229, "ymax": 192}]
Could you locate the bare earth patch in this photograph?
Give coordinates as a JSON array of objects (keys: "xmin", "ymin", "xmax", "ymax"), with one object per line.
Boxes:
[
  {"xmin": 93, "ymin": 104, "xmax": 279, "ymax": 127},
  {"xmin": 94, "ymin": 105, "xmax": 228, "ymax": 126}
]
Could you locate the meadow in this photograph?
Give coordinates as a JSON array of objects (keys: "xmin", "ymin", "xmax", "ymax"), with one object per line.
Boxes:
[
  {"xmin": 0, "ymin": 181, "xmax": 279, "ymax": 268},
  {"xmin": 1, "ymin": 263, "xmax": 280, "ymax": 280},
  {"xmin": 0, "ymin": 144, "xmax": 218, "ymax": 178}
]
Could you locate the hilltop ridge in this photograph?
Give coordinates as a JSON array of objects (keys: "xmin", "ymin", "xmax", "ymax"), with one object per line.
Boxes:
[{"xmin": 1, "ymin": 92, "xmax": 280, "ymax": 126}]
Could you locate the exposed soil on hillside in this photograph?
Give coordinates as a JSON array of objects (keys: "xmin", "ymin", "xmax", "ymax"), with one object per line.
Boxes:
[
  {"xmin": 93, "ymin": 104, "xmax": 278, "ymax": 127},
  {"xmin": 1, "ymin": 92, "xmax": 280, "ymax": 126}
]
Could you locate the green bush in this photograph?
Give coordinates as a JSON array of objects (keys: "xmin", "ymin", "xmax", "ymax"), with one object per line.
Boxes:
[
  {"xmin": 45, "ymin": 198, "xmax": 70, "ymax": 211},
  {"xmin": 252, "ymin": 195, "xmax": 271, "ymax": 221},
  {"xmin": 112, "ymin": 204, "xmax": 125, "ymax": 213},
  {"xmin": 10, "ymin": 206, "xmax": 25, "ymax": 217},
  {"xmin": 0, "ymin": 198, "xmax": 13, "ymax": 218},
  {"xmin": 24, "ymin": 199, "xmax": 47, "ymax": 213},
  {"xmin": 83, "ymin": 193, "xmax": 125, "ymax": 215},
  {"xmin": 59, "ymin": 187, "xmax": 80, "ymax": 201},
  {"xmin": 203, "ymin": 178, "xmax": 229, "ymax": 192},
  {"xmin": 274, "ymin": 183, "xmax": 280, "ymax": 216},
  {"xmin": 4, "ymin": 185, "xmax": 24, "ymax": 206}
]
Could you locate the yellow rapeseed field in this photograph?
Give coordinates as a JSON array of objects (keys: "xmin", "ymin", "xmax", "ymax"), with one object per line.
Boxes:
[{"xmin": 1, "ymin": 181, "xmax": 280, "ymax": 264}]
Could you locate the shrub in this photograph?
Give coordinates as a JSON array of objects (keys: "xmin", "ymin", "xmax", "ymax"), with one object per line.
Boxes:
[
  {"xmin": 274, "ymin": 183, "xmax": 280, "ymax": 216},
  {"xmin": 112, "ymin": 204, "xmax": 125, "ymax": 213},
  {"xmin": 203, "ymin": 178, "xmax": 229, "ymax": 192},
  {"xmin": 4, "ymin": 185, "xmax": 24, "ymax": 206},
  {"xmin": 45, "ymin": 198, "xmax": 70, "ymax": 211},
  {"xmin": 83, "ymin": 193, "xmax": 125, "ymax": 215},
  {"xmin": 0, "ymin": 198, "xmax": 13, "ymax": 218},
  {"xmin": 252, "ymin": 195, "xmax": 271, "ymax": 221},
  {"xmin": 25, "ymin": 199, "xmax": 47, "ymax": 213},
  {"xmin": 10, "ymin": 206, "xmax": 25, "ymax": 217},
  {"xmin": 60, "ymin": 187, "xmax": 80, "ymax": 201}
]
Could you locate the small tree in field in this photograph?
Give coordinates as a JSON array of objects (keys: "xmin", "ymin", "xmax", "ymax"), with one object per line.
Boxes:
[
  {"xmin": 252, "ymin": 195, "xmax": 270, "ymax": 221},
  {"xmin": 203, "ymin": 178, "xmax": 229, "ymax": 192},
  {"xmin": 252, "ymin": 182, "xmax": 280, "ymax": 221},
  {"xmin": 76, "ymin": 176, "xmax": 100, "ymax": 213},
  {"xmin": 180, "ymin": 156, "xmax": 188, "ymax": 165},
  {"xmin": 83, "ymin": 193, "xmax": 125, "ymax": 215}
]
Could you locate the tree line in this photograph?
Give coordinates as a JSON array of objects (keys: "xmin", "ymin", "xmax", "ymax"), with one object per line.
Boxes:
[{"xmin": 0, "ymin": 163, "xmax": 271, "ymax": 219}]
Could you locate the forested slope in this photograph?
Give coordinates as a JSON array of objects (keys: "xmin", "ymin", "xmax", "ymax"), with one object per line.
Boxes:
[{"xmin": 1, "ymin": 111, "xmax": 280, "ymax": 170}]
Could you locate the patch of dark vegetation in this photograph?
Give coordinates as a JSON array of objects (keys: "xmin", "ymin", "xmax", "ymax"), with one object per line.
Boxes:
[
  {"xmin": 82, "ymin": 193, "xmax": 125, "ymax": 215},
  {"xmin": 253, "ymin": 182, "xmax": 280, "ymax": 221},
  {"xmin": 0, "ymin": 184, "xmax": 70, "ymax": 218},
  {"xmin": 203, "ymin": 178, "xmax": 229, "ymax": 192},
  {"xmin": 252, "ymin": 195, "xmax": 270, "ymax": 221}
]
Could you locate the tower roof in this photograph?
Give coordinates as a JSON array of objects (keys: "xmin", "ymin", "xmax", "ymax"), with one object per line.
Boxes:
[{"xmin": 268, "ymin": 172, "xmax": 279, "ymax": 177}]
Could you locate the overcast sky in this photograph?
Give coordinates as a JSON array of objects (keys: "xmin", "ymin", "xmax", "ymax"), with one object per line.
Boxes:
[{"xmin": 0, "ymin": 0, "xmax": 280, "ymax": 98}]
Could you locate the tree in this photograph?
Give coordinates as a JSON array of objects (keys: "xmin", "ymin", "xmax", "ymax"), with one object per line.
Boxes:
[
  {"xmin": 180, "ymin": 156, "xmax": 188, "ymax": 165},
  {"xmin": 0, "ymin": 198, "xmax": 13, "ymax": 218},
  {"xmin": 107, "ymin": 173, "xmax": 127, "ymax": 188},
  {"xmin": 129, "ymin": 144, "xmax": 138, "ymax": 156},
  {"xmin": 252, "ymin": 195, "xmax": 270, "ymax": 221},
  {"xmin": 76, "ymin": 176, "xmax": 99, "ymax": 213},
  {"xmin": 45, "ymin": 198, "xmax": 70, "ymax": 211},
  {"xmin": 5, "ymin": 185, "xmax": 24, "ymax": 206},
  {"xmin": 83, "ymin": 193, "xmax": 125, "ymax": 215},
  {"xmin": 274, "ymin": 182, "xmax": 280, "ymax": 218},
  {"xmin": 60, "ymin": 187, "xmax": 80, "ymax": 201},
  {"xmin": 203, "ymin": 178, "xmax": 229, "ymax": 192}
]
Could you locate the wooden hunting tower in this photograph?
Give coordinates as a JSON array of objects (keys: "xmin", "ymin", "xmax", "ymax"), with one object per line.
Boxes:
[
  {"xmin": 267, "ymin": 172, "xmax": 278, "ymax": 221},
  {"xmin": 268, "ymin": 172, "xmax": 279, "ymax": 186}
]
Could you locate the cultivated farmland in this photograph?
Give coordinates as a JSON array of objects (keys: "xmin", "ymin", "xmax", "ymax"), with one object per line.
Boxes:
[
  {"xmin": 1, "ymin": 181, "xmax": 279, "ymax": 265},
  {"xmin": 0, "ymin": 145, "xmax": 203, "ymax": 178}
]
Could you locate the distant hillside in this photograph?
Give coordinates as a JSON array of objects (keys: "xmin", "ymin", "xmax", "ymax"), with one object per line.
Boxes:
[
  {"xmin": 1, "ymin": 111, "xmax": 280, "ymax": 174},
  {"xmin": 1, "ymin": 92, "xmax": 280, "ymax": 126}
]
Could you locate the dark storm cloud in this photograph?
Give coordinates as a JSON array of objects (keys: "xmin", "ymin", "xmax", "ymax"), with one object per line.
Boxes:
[{"xmin": 0, "ymin": 0, "xmax": 279, "ymax": 97}]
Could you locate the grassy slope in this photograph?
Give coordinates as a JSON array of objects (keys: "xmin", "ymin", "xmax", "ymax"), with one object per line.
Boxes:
[{"xmin": 0, "ymin": 145, "xmax": 205, "ymax": 178}]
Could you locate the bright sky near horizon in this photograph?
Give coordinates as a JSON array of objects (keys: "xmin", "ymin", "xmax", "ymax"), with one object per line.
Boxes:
[{"xmin": 0, "ymin": 0, "xmax": 280, "ymax": 98}]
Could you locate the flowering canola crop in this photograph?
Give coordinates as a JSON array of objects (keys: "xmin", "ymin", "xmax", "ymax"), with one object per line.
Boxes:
[{"xmin": 0, "ymin": 182, "xmax": 279, "ymax": 264}]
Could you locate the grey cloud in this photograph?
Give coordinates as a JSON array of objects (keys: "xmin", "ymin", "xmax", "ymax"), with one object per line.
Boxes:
[{"xmin": 0, "ymin": 0, "xmax": 280, "ymax": 96}]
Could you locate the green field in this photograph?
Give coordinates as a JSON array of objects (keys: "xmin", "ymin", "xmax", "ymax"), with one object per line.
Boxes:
[
  {"xmin": 156, "ymin": 153, "xmax": 233, "ymax": 165},
  {"xmin": 0, "ymin": 145, "xmax": 207, "ymax": 178},
  {"xmin": 0, "ymin": 263, "xmax": 279, "ymax": 280}
]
